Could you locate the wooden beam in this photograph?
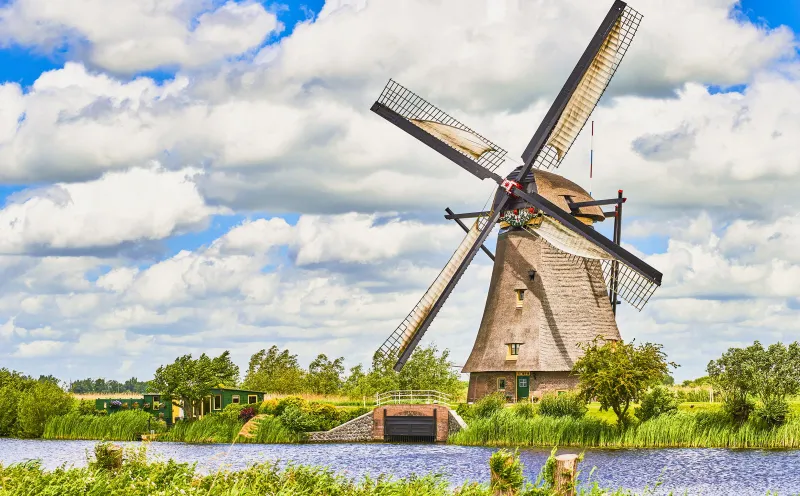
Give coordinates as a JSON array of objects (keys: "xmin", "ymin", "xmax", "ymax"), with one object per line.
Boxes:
[{"xmin": 445, "ymin": 208, "xmax": 495, "ymax": 261}]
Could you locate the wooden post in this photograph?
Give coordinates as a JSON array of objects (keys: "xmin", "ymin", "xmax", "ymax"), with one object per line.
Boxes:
[{"xmin": 554, "ymin": 454, "xmax": 579, "ymax": 496}]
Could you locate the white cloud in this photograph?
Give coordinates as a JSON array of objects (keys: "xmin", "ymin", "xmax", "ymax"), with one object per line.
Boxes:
[
  {"xmin": 13, "ymin": 339, "xmax": 64, "ymax": 357},
  {"xmin": 0, "ymin": 166, "xmax": 221, "ymax": 254},
  {"xmin": 0, "ymin": 0, "xmax": 280, "ymax": 74}
]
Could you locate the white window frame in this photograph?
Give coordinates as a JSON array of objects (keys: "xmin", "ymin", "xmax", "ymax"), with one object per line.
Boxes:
[
  {"xmin": 213, "ymin": 394, "xmax": 222, "ymax": 410},
  {"xmin": 231, "ymin": 395, "xmax": 240, "ymax": 404}
]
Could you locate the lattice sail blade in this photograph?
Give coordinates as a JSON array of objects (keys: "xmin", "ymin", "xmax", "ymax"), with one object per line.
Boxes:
[
  {"xmin": 371, "ymin": 80, "xmax": 507, "ymax": 181},
  {"xmin": 378, "ymin": 215, "xmax": 491, "ymax": 366},
  {"xmin": 524, "ymin": 1, "xmax": 642, "ymax": 170},
  {"xmin": 523, "ymin": 219, "xmax": 658, "ymax": 311}
]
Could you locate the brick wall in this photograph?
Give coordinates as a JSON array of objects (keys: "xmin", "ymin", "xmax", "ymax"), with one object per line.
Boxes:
[
  {"xmin": 468, "ymin": 371, "xmax": 579, "ymax": 402},
  {"xmin": 372, "ymin": 405, "xmax": 450, "ymax": 442}
]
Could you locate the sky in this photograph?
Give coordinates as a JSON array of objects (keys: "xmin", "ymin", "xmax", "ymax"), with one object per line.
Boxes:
[{"xmin": 0, "ymin": 0, "xmax": 798, "ymax": 384}]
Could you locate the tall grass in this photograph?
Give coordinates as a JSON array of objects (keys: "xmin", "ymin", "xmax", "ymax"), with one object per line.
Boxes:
[
  {"xmin": 43, "ymin": 411, "xmax": 165, "ymax": 441},
  {"xmin": 161, "ymin": 415, "xmax": 243, "ymax": 444},
  {"xmin": 450, "ymin": 409, "xmax": 800, "ymax": 449},
  {"xmin": 239, "ymin": 416, "xmax": 304, "ymax": 444}
]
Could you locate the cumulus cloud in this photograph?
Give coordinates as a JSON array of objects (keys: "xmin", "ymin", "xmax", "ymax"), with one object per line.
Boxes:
[
  {"xmin": 0, "ymin": 166, "xmax": 221, "ymax": 255},
  {"xmin": 0, "ymin": 0, "xmax": 281, "ymax": 74}
]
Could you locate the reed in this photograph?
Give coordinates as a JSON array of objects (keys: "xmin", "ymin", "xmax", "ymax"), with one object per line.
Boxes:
[
  {"xmin": 160, "ymin": 415, "xmax": 243, "ymax": 444},
  {"xmin": 450, "ymin": 409, "xmax": 800, "ymax": 449},
  {"xmin": 43, "ymin": 411, "xmax": 165, "ymax": 441},
  {"xmin": 239, "ymin": 416, "xmax": 305, "ymax": 444}
]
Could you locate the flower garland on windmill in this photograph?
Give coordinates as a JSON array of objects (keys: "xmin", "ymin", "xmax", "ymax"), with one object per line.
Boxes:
[{"xmin": 499, "ymin": 207, "xmax": 542, "ymax": 228}]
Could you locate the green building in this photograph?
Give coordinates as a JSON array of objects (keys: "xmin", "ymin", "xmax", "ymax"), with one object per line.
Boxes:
[{"xmin": 95, "ymin": 387, "xmax": 265, "ymax": 425}]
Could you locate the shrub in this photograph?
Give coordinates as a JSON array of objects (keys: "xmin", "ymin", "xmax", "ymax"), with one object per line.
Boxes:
[
  {"xmin": 472, "ymin": 392, "xmax": 506, "ymax": 419},
  {"xmin": 16, "ymin": 381, "xmax": 73, "ymax": 438},
  {"xmin": 722, "ymin": 396, "xmax": 755, "ymax": 424},
  {"xmin": 635, "ymin": 386, "xmax": 678, "ymax": 422},
  {"xmin": 220, "ymin": 403, "xmax": 244, "ymax": 422},
  {"xmin": 77, "ymin": 399, "xmax": 96, "ymax": 416},
  {"xmin": 512, "ymin": 400, "xmax": 536, "ymax": 419},
  {"xmin": 488, "ymin": 449, "xmax": 524, "ymax": 495},
  {"xmin": 755, "ymin": 398, "xmax": 790, "ymax": 427},
  {"xmin": 239, "ymin": 406, "xmax": 257, "ymax": 423},
  {"xmin": 0, "ymin": 386, "xmax": 22, "ymax": 436},
  {"xmin": 537, "ymin": 392, "xmax": 587, "ymax": 419},
  {"xmin": 259, "ymin": 398, "xmax": 279, "ymax": 416},
  {"xmin": 93, "ymin": 442, "xmax": 122, "ymax": 471},
  {"xmin": 279, "ymin": 405, "xmax": 319, "ymax": 432},
  {"xmin": 275, "ymin": 396, "xmax": 305, "ymax": 416}
]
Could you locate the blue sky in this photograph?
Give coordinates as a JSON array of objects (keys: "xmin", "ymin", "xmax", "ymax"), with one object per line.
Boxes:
[{"xmin": 0, "ymin": 0, "xmax": 798, "ymax": 382}]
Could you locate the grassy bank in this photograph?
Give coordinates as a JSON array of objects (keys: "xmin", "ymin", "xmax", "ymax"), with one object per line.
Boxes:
[
  {"xmin": 0, "ymin": 442, "xmax": 659, "ymax": 495},
  {"xmin": 43, "ymin": 411, "xmax": 167, "ymax": 441},
  {"xmin": 450, "ymin": 409, "xmax": 800, "ymax": 449}
]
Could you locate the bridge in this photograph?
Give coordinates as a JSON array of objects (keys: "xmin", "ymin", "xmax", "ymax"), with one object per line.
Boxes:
[{"xmin": 308, "ymin": 390, "xmax": 467, "ymax": 443}]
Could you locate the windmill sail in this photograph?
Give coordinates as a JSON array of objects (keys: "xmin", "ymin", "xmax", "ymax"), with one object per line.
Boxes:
[
  {"xmin": 523, "ymin": 217, "xmax": 657, "ymax": 310},
  {"xmin": 523, "ymin": 1, "xmax": 642, "ymax": 170},
  {"xmin": 371, "ymin": 80, "xmax": 507, "ymax": 181},
  {"xmin": 377, "ymin": 214, "xmax": 492, "ymax": 369}
]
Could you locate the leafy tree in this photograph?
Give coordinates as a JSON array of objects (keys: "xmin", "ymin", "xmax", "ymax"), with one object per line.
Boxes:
[
  {"xmin": 573, "ymin": 338, "xmax": 676, "ymax": 428},
  {"xmin": 243, "ymin": 346, "xmax": 306, "ymax": 394},
  {"xmin": 0, "ymin": 385, "xmax": 22, "ymax": 436},
  {"xmin": 708, "ymin": 341, "xmax": 800, "ymax": 426},
  {"xmin": 151, "ymin": 352, "xmax": 234, "ymax": 420},
  {"xmin": 341, "ymin": 365, "xmax": 368, "ymax": 397},
  {"xmin": 398, "ymin": 345, "xmax": 462, "ymax": 396},
  {"xmin": 307, "ymin": 354, "xmax": 344, "ymax": 395},
  {"xmin": 635, "ymin": 386, "xmax": 679, "ymax": 422},
  {"xmin": 16, "ymin": 381, "xmax": 73, "ymax": 438}
]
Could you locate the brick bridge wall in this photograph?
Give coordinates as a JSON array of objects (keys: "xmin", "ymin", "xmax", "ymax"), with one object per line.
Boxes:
[{"xmin": 373, "ymin": 404, "xmax": 451, "ymax": 442}]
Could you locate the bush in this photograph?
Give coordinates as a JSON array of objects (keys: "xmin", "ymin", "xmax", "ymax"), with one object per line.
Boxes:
[
  {"xmin": 16, "ymin": 381, "xmax": 73, "ymax": 438},
  {"xmin": 755, "ymin": 399, "xmax": 790, "ymax": 427},
  {"xmin": 0, "ymin": 386, "xmax": 21, "ymax": 436},
  {"xmin": 722, "ymin": 396, "xmax": 755, "ymax": 424},
  {"xmin": 488, "ymin": 449, "xmax": 524, "ymax": 494},
  {"xmin": 275, "ymin": 396, "xmax": 305, "ymax": 416},
  {"xmin": 537, "ymin": 392, "xmax": 587, "ymax": 419},
  {"xmin": 635, "ymin": 386, "xmax": 678, "ymax": 422},
  {"xmin": 259, "ymin": 398, "xmax": 279, "ymax": 415},
  {"xmin": 279, "ymin": 405, "xmax": 319, "ymax": 432},
  {"xmin": 472, "ymin": 392, "xmax": 506, "ymax": 419},
  {"xmin": 220, "ymin": 403, "xmax": 244, "ymax": 422},
  {"xmin": 77, "ymin": 399, "xmax": 96, "ymax": 416},
  {"xmin": 93, "ymin": 442, "xmax": 123, "ymax": 471},
  {"xmin": 239, "ymin": 406, "xmax": 257, "ymax": 423},
  {"xmin": 512, "ymin": 400, "xmax": 536, "ymax": 419}
]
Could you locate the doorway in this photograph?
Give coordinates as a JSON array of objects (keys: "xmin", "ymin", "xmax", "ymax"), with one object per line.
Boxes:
[{"xmin": 517, "ymin": 375, "xmax": 530, "ymax": 400}]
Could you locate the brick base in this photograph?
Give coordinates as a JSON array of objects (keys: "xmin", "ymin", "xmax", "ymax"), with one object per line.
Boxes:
[
  {"xmin": 468, "ymin": 371, "xmax": 579, "ymax": 403},
  {"xmin": 373, "ymin": 405, "xmax": 449, "ymax": 442}
]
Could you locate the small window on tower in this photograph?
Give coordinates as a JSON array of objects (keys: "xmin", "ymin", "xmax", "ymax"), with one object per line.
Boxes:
[
  {"xmin": 515, "ymin": 289, "xmax": 525, "ymax": 308},
  {"xmin": 506, "ymin": 343, "xmax": 521, "ymax": 360}
]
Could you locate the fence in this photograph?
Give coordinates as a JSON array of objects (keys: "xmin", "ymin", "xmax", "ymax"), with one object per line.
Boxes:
[{"xmin": 375, "ymin": 390, "xmax": 452, "ymax": 406}]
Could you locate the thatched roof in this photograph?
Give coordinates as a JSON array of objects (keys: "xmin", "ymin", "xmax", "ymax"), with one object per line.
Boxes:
[{"xmin": 461, "ymin": 229, "xmax": 620, "ymax": 373}]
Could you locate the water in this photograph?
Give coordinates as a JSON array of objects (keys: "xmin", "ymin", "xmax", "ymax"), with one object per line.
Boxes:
[{"xmin": 1, "ymin": 439, "xmax": 799, "ymax": 495}]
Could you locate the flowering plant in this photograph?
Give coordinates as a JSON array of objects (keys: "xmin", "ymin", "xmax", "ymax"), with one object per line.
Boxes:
[
  {"xmin": 158, "ymin": 412, "xmax": 165, "ymax": 419},
  {"xmin": 109, "ymin": 400, "xmax": 122, "ymax": 409},
  {"xmin": 500, "ymin": 208, "xmax": 537, "ymax": 228},
  {"xmin": 143, "ymin": 402, "xmax": 151, "ymax": 409},
  {"xmin": 121, "ymin": 402, "xmax": 129, "ymax": 409},
  {"xmin": 132, "ymin": 402, "xmax": 140, "ymax": 409}
]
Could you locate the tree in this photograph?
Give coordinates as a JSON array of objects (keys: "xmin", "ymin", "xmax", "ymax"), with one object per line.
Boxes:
[
  {"xmin": 151, "ymin": 351, "xmax": 234, "ymax": 420},
  {"xmin": 398, "ymin": 345, "xmax": 461, "ymax": 396},
  {"xmin": 16, "ymin": 381, "xmax": 73, "ymax": 438},
  {"xmin": 307, "ymin": 354, "xmax": 344, "ymax": 394},
  {"xmin": 573, "ymin": 338, "xmax": 676, "ymax": 428},
  {"xmin": 243, "ymin": 346, "xmax": 306, "ymax": 394},
  {"xmin": 708, "ymin": 341, "xmax": 800, "ymax": 426}
]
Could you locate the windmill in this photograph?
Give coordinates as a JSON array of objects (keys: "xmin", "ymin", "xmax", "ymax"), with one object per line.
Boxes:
[{"xmin": 370, "ymin": 1, "xmax": 658, "ymax": 401}]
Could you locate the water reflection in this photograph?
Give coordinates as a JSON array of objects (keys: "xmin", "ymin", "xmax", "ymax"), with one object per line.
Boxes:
[{"xmin": 1, "ymin": 439, "xmax": 799, "ymax": 495}]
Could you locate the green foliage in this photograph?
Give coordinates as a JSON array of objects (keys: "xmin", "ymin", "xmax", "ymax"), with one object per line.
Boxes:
[
  {"xmin": 76, "ymin": 399, "xmax": 96, "ymax": 416},
  {"xmin": 43, "ymin": 411, "xmax": 166, "ymax": 441},
  {"xmin": 69, "ymin": 377, "xmax": 149, "ymax": 394},
  {"xmin": 573, "ymin": 338, "xmax": 676, "ymax": 428},
  {"xmin": 150, "ymin": 351, "xmax": 238, "ymax": 421},
  {"xmin": 15, "ymin": 380, "xmax": 73, "ymax": 438},
  {"xmin": 673, "ymin": 387, "xmax": 714, "ymax": 403},
  {"xmin": 307, "ymin": 354, "xmax": 345, "ymax": 394},
  {"xmin": 755, "ymin": 398, "xmax": 790, "ymax": 428},
  {"xmin": 92, "ymin": 442, "xmax": 123, "ymax": 471},
  {"xmin": 537, "ymin": 393, "xmax": 588, "ymax": 420},
  {"xmin": 488, "ymin": 449, "xmax": 524, "ymax": 495},
  {"xmin": 708, "ymin": 341, "xmax": 800, "ymax": 426},
  {"xmin": 681, "ymin": 376, "xmax": 711, "ymax": 387},
  {"xmin": 635, "ymin": 386, "xmax": 678, "ymax": 423},
  {"xmin": 472, "ymin": 392, "xmax": 507, "ymax": 419},
  {"xmin": 512, "ymin": 401, "xmax": 536, "ymax": 419},
  {"xmin": 243, "ymin": 416, "xmax": 304, "ymax": 444},
  {"xmin": 243, "ymin": 345, "xmax": 306, "ymax": 394},
  {"xmin": 0, "ymin": 385, "xmax": 21, "ymax": 436},
  {"xmin": 0, "ymin": 442, "xmax": 649, "ymax": 495},
  {"xmin": 161, "ymin": 415, "xmax": 243, "ymax": 444},
  {"xmin": 450, "ymin": 408, "xmax": 800, "ymax": 449}
]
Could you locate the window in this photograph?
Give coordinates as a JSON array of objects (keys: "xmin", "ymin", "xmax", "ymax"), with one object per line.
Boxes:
[
  {"xmin": 514, "ymin": 289, "xmax": 525, "ymax": 308},
  {"xmin": 248, "ymin": 395, "xmax": 258, "ymax": 404},
  {"xmin": 213, "ymin": 395, "xmax": 222, "ymax": 410},
  {"xmin": 510, "ymin": 344, "xmax": 520, "ymax": 355},
  {"xmin": 498, "ymin": 378, "xmax": 506, "ymax": 391},
  {"xmin": 232, "ymin": 395, "xmax": 240, "ymax": 404},
  {"xmin": 152, "ymin": 395, "xmax": 160, "ymax": 403},
  {"xmin": 557, "ymin": 390, "xmax": 567, "ymax": 396},
  {"xmin": 518, "ymin": 377, "xmax": 528, "ymax": 388}
]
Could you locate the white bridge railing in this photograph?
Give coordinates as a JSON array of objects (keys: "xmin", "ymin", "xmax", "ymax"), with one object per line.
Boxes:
[{"xmin": 375, "ymin": 390, "xmax": 452, "ymax": 406}]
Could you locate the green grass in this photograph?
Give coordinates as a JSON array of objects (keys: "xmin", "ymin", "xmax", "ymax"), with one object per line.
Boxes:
[
  {"xmin": 0, "ymin": 442, "xmax": 666, "ymax": 495},
  {"xmin": 43, "ymin": 411, "xmax": 166, "ymax": 441},
  {"xmin": 451, "ymin": 409, "xmax": 800, "ymax": 449},
  {"xmin": 239, "ymin": 416, "xmax": 304, "ymax": 444},
  {"xmin": 160, "ymin": 415, "xmax": 243, "ymax": 444}
]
